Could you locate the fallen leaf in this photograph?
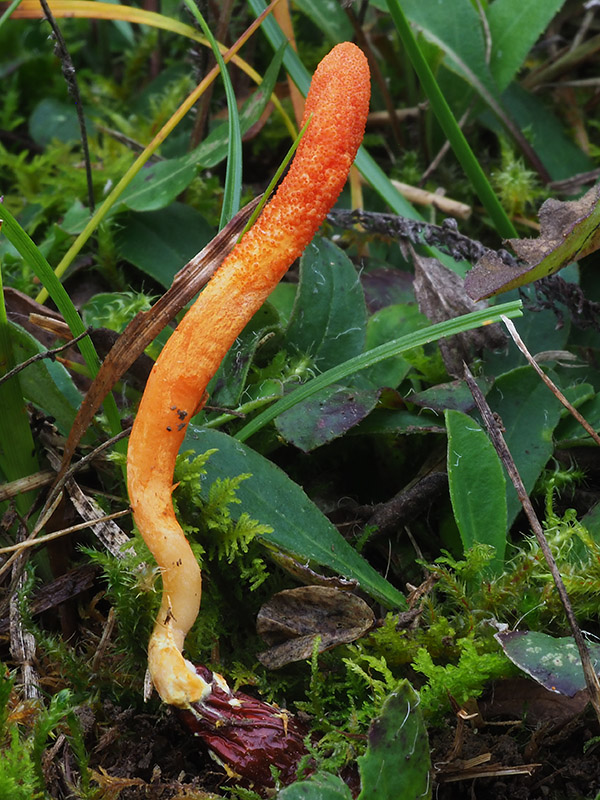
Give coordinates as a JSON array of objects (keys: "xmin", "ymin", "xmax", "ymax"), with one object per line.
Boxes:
[
  {"xmin": 479, "ymin": 677, "xmax": 589, "ymax": 726},
  {"xmin": 257, "ymin": 586, "xmax": 375, "ymax": 669},
  {"xmin": 413, "ymin": 253, "xmax": 505, "ymax": 376},
  {"xmin": 495, "ymin": 629, "xmax": 600, "ymax": 696},
  {"xmin": 465, "ymin": 184, "xmax": 600, "ymax": 301}
]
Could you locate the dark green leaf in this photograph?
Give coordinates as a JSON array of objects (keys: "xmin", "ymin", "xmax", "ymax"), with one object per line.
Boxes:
[
  {"xmin": 384, "ymin": 0, "xmax": 496, "ymax": 95},
  {"xmin": 9, "ymin": 322, "xmax": 81, "ymax": 435},
  {"xmin": 276, "ymin": 238, "xmax": 373, "ymax": 449},
  {"xmin": 276, "ymin": 384, "xmax": 380, "ymax": 452},
  {"xmin": 555, "ymin": 391, "xmax": 600, "ymax": 444},
  {"xmin": 119, "ymin": 153, "xmax": 198, "ymax": 213},
  {"xmin": 293, "ymin": 0, "xmax": 353, "ymax": 44},
  {"xmin": 277, "ymin": 771, "xmax": 353, "ymax": 800},
  {"xmin": 487, "ymin": 0, "xmax": 567, "ymax": 91},
  {"xmin": 285, "ymin": 238, "xmax": 367, "ymax": 371},
  {"xmin": 410, "ymin": 377, "xmax": 493, "ymax": 414},
  {"xmin": 116, "ymin": 203, "xmax": 214, "ymax": 287},
  {"xmin": 363, "ymin": 304, "xmax": 426, "ymax": 389},
  {"xmin": 495, "ymin": 630, "xmax": 600, "ymax": 697},
  {"xmin": 354, "ymin": 408, "xmax": 445, "ymax": 436},
  {"xmin": 446, "ymin": 409, "xmax": 507, "ymax": 571},
  {"xmin": 487, "ymin": 366, "xmax": 563, "ymax": 527},
  {"xmin": 183, "ymin": 426, "xmax": 407, "ymax": 609},
  {"xmin": 357, "ymin": 682, "xmax": 431, "ymax": 800},
  {"xmin": 0, "ymin": 320, "xmax": 38, "ymax": 514},
  {"xmin": 29, "ymin": 98, "xmax": 95, "ymax": 146}
]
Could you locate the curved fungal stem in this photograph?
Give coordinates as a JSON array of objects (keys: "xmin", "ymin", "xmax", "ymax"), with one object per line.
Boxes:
[{"xmin": 127, "ymin": 42, "xmax": 370, "ymax": 708}]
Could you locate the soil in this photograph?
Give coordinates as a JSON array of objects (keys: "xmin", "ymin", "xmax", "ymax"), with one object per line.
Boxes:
[{"xmin": 39, "ymin": 684, "xmax": 600, "ymax": 799}]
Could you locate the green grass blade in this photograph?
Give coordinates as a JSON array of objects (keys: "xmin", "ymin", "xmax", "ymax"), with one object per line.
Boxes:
[
  {"xmin": 235, "ymin": 300, "xmax": 523, "ymax": 441},
  {"xmin": 385, "ymin": 0, "xmax": 517, "ymax": 239},
  {"xmin": 0, "ymin": 256, "xmax": 39, "ymax": 516},
  {"xmin": 239, "ymin": 113, "xmax": 312, "ymax": 240},
  {"xmin": 0, "ymin": 206, "xmax": 122, "ymax": 440},
  {"xmin": 182, "ymin": 0, "xmax": 242, "ymax": 228},
  {"xmin": 0, "ymin": 0, "xmax": 22, "ymax": 31}
]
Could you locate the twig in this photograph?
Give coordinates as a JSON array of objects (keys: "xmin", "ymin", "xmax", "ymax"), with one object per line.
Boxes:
[
  {"xmin": 328, "ymin": 207, "xmax": 511, "ymax": 265},
  {"xmin": 391, "ymin": 179, "xmax": 472, "ymax": 219},
  {"xmin": 502, "ymin": 315, "xmax": 600, "ymax": 447},
  {"xmin": 36, "ymin": 426, "xmax": 132, "ymax": 530},
  {"xmin": 0, "ymin": 470, "xmax": 55, "ymax": 502},
  {"xmin": 0, "ymin": 327, "xmax": 91, "ymax": 388},
  {"xmin": 0, "ymin": 509, "xmax": 130, "ymax": 554},
  {"xmin": 38, "ymin": 0, "xmax": 95, "ymax": 211},
  {"xmin": 463, "ymin": 361, "xmax": 600, "ymax": 724}
]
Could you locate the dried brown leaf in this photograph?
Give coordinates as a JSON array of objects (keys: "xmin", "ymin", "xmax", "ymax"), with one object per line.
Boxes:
[
  {"xmin": 413, "ymin": 253, "xmax": 505, "ymax": 376},
  {"xmin": 257, "ymin": 586, "xmax": 375, "ymax": 669},
  {"xmin": 465, "ymin": 183, "xmax": 600, "ymax": 301}
]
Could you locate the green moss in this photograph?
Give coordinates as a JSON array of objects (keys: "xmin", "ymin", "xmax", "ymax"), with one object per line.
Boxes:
[{"xmin": 412, "ymin": 638, "xmax": 509, "ymax": 720}]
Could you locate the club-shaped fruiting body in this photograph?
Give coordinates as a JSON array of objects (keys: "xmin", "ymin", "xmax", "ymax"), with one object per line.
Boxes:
[{"xmin": 127, "ymin": 42, "xmax": 370, "ymax": 708}]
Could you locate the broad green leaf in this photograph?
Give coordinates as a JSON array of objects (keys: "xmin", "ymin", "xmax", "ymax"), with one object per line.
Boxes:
[
  {"xmin": 276, "ymin": 384, "xmax": 380, "ymax": 452},
  {"xmin": 277, "ymin": 771, "xmax": 352, "ymax": 800},
  {"xmin": 294, "ymin": 0, "xmax": 353, "ymax": 44},
  {"xmin": 357, "ymin": 683, "xmax": 431, "ymax": 800},
  {"xmin": 29, "ymin": 98, "xmax": 95, "ymax": 146},
  {"xmin": 410, "ymin": 377, "xmax": 493, "ymax": 415},
  {"xmin": 354, "ymin": 408, "xmax": 445, "ymax": 436},
  {"xmin": 269, "ymin": 283, "xmax": 297, "ymax": 326},
  {"xmin": 487, "ymin": 366, "xmax": 562, "ymax": 527},
  {"xmin": 380, "ymin": 0, "xmax": 497, "ymax": 95},
  {"xmin": 495, "ymin": 630, "xmax": 600, "ymax": 697},
  {"xmin": 118, "ymin": 152, "xmax": 199, "ymax": 213},
  {"xmin": 0, "ymin": 308, "xmax": 38, "ymax": 515},
  {"xmin": 555, "ymin": 391, "xmax": 600, "ymax": 445},
  {"xmin": 487, "ymin": 0, "xmax": 567, "ymax": 91},
  {"xmin": 363, "ymin": 304, "xmax": 427, "ymax": 389},
  {"xmin": 9, "ymin": 322, "xmax": 81, "ymax": 436},
  {"xmin": 285, "ymin": 238, "xmax": 367, "ymax": 371},
  {"xmin": 183, "ymin": 426, "xmax": 407, "ymax": 610},
  {"xmin": 116, "ymin": 203, "xmax": 214, "ymax": 287},
  {"xmin": 208, "ymin": 304, "xmax": 281, "ymax": 408},
  {"xmin": 276, "ymin": 238, "xmax": 374, "ymax": 450},
  {"xmin": 482, "ymin": 84, "xmax": 594, "ymax": 183},
  {"xmin": 445, "ymin": 409, "xmax": 507, "ymax": 571}
]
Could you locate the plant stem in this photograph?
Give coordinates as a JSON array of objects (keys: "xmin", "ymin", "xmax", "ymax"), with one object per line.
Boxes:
[{"xmin": 463, "ymin": 362, "xmax": 600, "ymax": 724}]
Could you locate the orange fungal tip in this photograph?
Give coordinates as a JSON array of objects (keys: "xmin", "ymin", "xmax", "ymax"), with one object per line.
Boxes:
[{"xmin": 126, "ymin": 43, "xmax": 371, "ymax": 708}]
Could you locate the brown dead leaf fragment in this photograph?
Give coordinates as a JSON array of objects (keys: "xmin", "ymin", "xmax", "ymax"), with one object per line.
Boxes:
[
  {"xmin": 479, "ymin": 678, "xmax": 589, "ymax": 728},
  {"xmin": 465, "ymin": 183, "xmax": 600, "ymax": 301},
  {"xmin": 257, "ymin": 586, "xmax": 375, "ymax": 669},
  {"xmin": 412, "ymin": 253, "xmax": 506, "ymax": 376}
]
